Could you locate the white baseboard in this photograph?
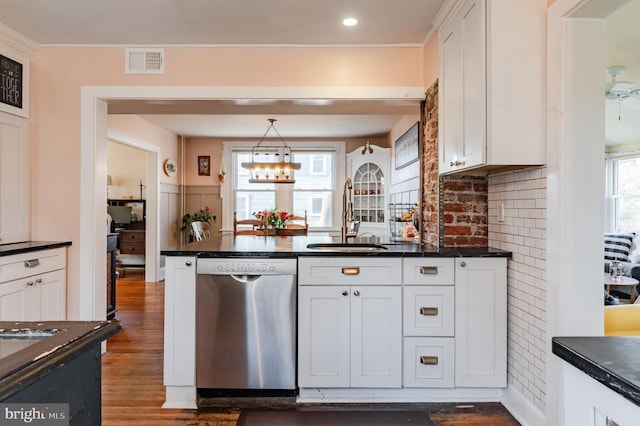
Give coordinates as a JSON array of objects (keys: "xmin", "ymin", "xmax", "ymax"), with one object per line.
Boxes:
[{"xmin": 501, "ymin": 385, "xmax": 546, "ymax": 426}]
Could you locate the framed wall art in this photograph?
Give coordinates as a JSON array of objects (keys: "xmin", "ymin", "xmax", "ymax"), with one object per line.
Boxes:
[
  {"xmin": 394, "ymin": 122, "xmax": 419, "ymax": 170},
  {"xmin": 198, "ymin": 156, "xmax": 211, "ymax": 176},
  {"xmin": 0, "ymin": 51, "xmax": 29, "ymax": 118}
]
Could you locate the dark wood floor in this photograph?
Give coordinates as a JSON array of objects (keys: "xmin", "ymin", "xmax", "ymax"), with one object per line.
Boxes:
[{"xmin": 101, "ymin": 270, "xmax": 520, "ymax": 425}]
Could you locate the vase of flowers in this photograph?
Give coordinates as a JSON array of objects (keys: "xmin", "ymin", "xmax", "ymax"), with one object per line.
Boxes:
[{"xmin": 253, "ymin": 209, "xmax": 291, "ymax": 230}]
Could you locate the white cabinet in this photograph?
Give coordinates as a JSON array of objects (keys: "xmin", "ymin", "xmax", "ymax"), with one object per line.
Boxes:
[
  {"xmin": 402, "ymin": 258, "xmax": 455, "ymax": 388},
  {"xmin": 347, "ymin": 145, "xmax": 391, "ymax": 237},
  {"xmin": 0, "ymin": 112, "xmax": 29, "ymax": 243},
  {"xmin": 434, "ymin": 0, "xmax": 545, "ymax": 174},
  {"xmin": 298, "ymin": 257, "xmax": 402, "ymax": 388},
  {"xmin": 0, "ymin": 247, "xmax": 67, "ymax": 321},
  {"xmin": 454, "ymin": 257, "xmax": 507, "ymax": 387}
]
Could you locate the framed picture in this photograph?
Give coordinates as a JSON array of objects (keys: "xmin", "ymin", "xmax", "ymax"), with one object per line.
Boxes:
[
  {"xmin": 394, "ymin": 121, "xmax": 419, "ymax": 170},
  {"xmin": 0, "ymin": 51, "xmax": 29, "ymax": 118},
  {"xmin": 198, "ymin": 156, "xmax": 211, "ymax": 176}
]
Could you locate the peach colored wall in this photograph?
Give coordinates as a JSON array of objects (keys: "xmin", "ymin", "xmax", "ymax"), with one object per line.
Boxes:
[
  {"xmin": 186, "ymin": 137, "xmax": 224, "ymax": 186},
  {"xmin": 107, "ymin": 142, "xmax": 146, "ymax": 199},
  {"xmin": 423, "ymin": 32, "xmax": 439, "ymax": 87},
  {"xmin": 28, "ymin": 45, "xmax": 425, "ymax": 315},
  {"xmin": 107, "ymin": 115, "xmax": 180, "ymax": 185}
]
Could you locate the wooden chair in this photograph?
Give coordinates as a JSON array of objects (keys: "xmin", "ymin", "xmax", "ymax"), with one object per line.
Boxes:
[
  {"xmin": 279, "ymin": 211, "xmax": 308, "ymax": 236},
  {"xmin": 233, "ymin": 212, "xmax": 265, "ymax": 236},
  {"xmin": 191, "ymin": 221, "xmax": 211, "ymax": 241}
]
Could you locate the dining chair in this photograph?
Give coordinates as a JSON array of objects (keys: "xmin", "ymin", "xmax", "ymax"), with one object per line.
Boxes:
[
  {"xmin": 233, "ymin": 212, "xmax": 265, "ymax": 236},
  {"xmin": 280, "ymin": 211, "xmax": 308, "ymax": 236}
]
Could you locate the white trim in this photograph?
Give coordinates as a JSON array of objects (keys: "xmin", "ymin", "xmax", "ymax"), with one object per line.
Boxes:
[
  {"xmin": 544, "ymin": 1, "xmax": 612, "ymax": 425},
  {"xmin": 0, "ymin": 22, "xmax": 39, "ymax": 57}
]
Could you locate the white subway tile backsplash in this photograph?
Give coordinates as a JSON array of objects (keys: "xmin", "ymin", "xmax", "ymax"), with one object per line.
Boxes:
[{"xmin": 489, "ymin": 166, "xmax": 546, "ymax": 415}]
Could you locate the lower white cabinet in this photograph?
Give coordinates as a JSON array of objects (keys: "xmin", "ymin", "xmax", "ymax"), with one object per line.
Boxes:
[
  {"xmin": 0, "ymin": 247, "xmax": 67, "ymax": 321},
  {"xmin": 298, "ymin": 285, "xmax": 402, "ymax": 388},
  {"xmin": 454, "ymin": 257, "xmax": 507, "ymax": 388},
  {"xmin": 298, "ymin": 255, "xmax": 507, "ymax": 393},
  {"xmin": 298, "ymin": 257, "xmax": 402, "ymax": 389},
  {"xmin": 403, "ymin": 337, "xmax": 454, "ymax": 388}
]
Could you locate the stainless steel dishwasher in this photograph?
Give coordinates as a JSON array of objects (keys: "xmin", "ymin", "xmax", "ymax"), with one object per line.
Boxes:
[{"xmin": 196, "ymin": 257, "xmax": 297, "ymax": 393}]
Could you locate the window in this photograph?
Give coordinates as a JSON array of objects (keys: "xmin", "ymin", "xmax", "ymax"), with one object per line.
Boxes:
[
  {"xmin": 222, "ymin": 141, "xmax": 345, "ymax": 230},
  {"xmin": 607, "ymin": 154, "xmax": 640, "ymax": 230}
]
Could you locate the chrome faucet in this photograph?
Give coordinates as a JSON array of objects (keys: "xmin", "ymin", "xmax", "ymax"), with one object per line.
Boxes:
[{"xmin": 341, "ymin": 178, "xmax": 354, "ymax": 243}]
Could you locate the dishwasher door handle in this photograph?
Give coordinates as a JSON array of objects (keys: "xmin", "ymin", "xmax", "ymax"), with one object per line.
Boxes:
[{"xmin": 230, "ymin": 274, "xmax": 261, "ymax": 283}]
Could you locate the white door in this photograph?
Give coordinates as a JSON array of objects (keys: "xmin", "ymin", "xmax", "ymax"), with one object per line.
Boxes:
[
  {"xmin": 0, "ymin": 112, "xmax": 29, "ymax": 244},
  {"xmin": 454, "ymin": 257, "xmax": 507, "ymax": 387},
  {"xmin": 29, "ymin": 270, "xmax": 66, "ymax": 321},
  {"xmin": 298, "ymin": 285, "xmax": 350, "ymax": 388},
  {"xmin": 350, "ymin": 286, "xmax": 402, "ymax": 388},
  {"xmin": 0, "ymin": 279, "xmax": 28, "ymax": 321}
]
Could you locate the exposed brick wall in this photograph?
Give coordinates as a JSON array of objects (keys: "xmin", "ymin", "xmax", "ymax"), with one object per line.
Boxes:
[
  {"xmin": 422, "ymin": 81, "xmax": 439, "ymax": 247},
  {"xmin": 441, "ymin": 176, "xmax": 488, "ymax": 247}
]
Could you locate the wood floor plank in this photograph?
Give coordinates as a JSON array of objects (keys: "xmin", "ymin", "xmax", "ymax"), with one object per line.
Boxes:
[{"xmin": 101, "ymin": 270, "xmax": 520, "ymax": 425}]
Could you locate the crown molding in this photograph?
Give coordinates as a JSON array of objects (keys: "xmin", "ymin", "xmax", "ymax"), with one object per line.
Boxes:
[{"xmin": 0, "ymin": 22, "xmax": 39, "ymax": 58}]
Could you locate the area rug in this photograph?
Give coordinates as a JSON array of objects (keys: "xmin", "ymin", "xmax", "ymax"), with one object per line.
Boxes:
[{"xmin": 236, "ymin": 408, "xmax": 433, "ymax": 425}]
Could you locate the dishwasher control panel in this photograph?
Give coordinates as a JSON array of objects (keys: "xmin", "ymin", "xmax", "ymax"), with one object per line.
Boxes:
[{"xmin": 197, "ymin": 258, "xmax": 297, "ymax": 275}]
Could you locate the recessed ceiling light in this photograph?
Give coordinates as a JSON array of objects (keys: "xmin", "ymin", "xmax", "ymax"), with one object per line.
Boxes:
[{"xmin": 343, "ymin": 17, "xmax": 358, "ymax": 27}]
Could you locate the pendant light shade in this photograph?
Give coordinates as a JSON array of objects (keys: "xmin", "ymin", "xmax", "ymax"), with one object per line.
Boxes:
[{"xmin": 241, "ymin": 118, "xmax": 301, "ymax": 184}]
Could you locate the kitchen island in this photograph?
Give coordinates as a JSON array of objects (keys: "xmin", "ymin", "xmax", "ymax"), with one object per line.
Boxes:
[
  {"xmin": 161, "ymin": 234, "xmax": 511, "ymax": 408},
  {"xmin": 0, "ymin": 321, "xmax": 121, "ymax": 425},
  {"xmin": 553, "ymin": 336, "xmax": 640, "ymax": 425}
]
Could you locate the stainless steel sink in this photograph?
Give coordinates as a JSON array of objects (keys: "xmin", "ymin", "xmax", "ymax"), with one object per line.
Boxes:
[{"xmin": 306, "ymin": 243, "xmax": 388, "ymax": 251}]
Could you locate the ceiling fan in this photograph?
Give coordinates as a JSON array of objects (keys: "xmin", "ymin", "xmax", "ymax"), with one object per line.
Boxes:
[{"xmin": 605, "ymin": 66, "xmax": 640, "ymax": 109}]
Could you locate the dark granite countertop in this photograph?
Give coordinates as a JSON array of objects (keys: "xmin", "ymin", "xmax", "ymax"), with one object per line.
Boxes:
[
  {"xmin": 0, "ymin": 241, "xmax": 72, "ymax": 257},
  {"xmin": 0, "ymin": 321, "xmax": 121, "ymax": 401},
  {"xmin": 161, "ymin": 234, "xmax": 512, "ymax": 258},
  {"xmin": 553, "ymin": 336, "xmax": 640, "ymax": 407}
]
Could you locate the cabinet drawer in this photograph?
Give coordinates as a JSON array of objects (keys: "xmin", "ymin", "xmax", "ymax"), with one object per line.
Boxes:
[
  {"xmin": 403, "ymin": 337, "xmax": 454, "ymax": 388},
  {"xmin": 403, "ymin": 258, "xmax": 454, "ymax": 285},
  {"xmin": 120, "ymin": 243, "xmax": 145, "ymax": 255},
  {"xmin": 0, "ymin": 248, "xmax": 67, "ymax": 284},
  {"xmin": 120, "ymin": 230, "xmax": 145, "ymax": 243},
  {"xmin": 403, "ymin": 286, "xmax": 454, "ymax": 337},
  {"xmin": 298, "ymin": 257, "xmax": 402, "ymax": 286}
]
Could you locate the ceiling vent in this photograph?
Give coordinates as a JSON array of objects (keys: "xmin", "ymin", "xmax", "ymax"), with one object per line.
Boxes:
[{"xmin": 125, "ymin": 48, "xmax": 164, "ymax": 74}]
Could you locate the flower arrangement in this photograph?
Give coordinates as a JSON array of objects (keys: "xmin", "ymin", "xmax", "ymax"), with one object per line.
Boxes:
[
  {"xmin": 253, "ymin": 209, "xmax": 292, "ymax": 228},
  {"xmin": 180, "ymin": 206, "xmax": 215, "ymax": 231}
]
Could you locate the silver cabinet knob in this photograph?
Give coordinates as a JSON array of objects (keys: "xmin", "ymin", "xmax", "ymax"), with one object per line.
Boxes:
[
  {"xmin": 185, "ymin": 261, "xmax": 192, "ymax": 267},
  {"xmin": 460, "ymin": 261, "xmax": 466, "ymax": 267},
  {"xmin": 342, "ymin": 290, "xmax": 348, "ymax": 296},
  {"xmin": 353, "ymin": 290, "xmax": 360, "ymax": 296}
]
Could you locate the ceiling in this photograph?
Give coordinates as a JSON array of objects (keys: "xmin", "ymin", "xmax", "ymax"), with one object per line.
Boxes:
[
  {"xmin": 0, "ymin": 0, "xmax": 447, "ymax": 139},
  {"xmin": 0, "ymin": 0, "xmax": 637, "ymax": 144}
]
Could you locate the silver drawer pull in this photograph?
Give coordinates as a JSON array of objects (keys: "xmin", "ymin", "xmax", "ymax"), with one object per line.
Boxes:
[
  {"xmin": 24, "ymin": 259, "xmax": 40, "ymax": 268},
  {"xmin": 420, "ymin": 266, "xmax": 438, "ymax": 275},
  {"xmin": 420, "ymin": 356, "xmax": 438, "ymax": 365},
  {"xmin": 420, "ymin": 307, "xmax": 438, "ymax": 316},
  {"xmin": 341, "ymin": 267, "xmax": 360, "ymax": 275}
]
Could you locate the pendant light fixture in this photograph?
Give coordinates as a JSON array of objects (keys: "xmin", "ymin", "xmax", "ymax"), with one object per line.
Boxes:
[{"xmin": 241, "ymin": 118, "xmax": 301, "ymax": 184}]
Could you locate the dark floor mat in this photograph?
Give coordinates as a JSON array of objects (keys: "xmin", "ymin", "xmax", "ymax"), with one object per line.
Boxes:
[{"xmin": 236, "ymin": 408, "xmax": 433, "ymax": 425}]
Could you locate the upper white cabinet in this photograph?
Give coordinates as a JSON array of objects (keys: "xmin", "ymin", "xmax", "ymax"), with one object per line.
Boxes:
[
  {"xmin": 347, "ymin": 145, "xmax": 390, "ymax": 237},
  {"xmin": 434, "ymin": 0, "xmax": 545, "ymax": 174},
  {"xmin": 0, "ymin": 112, "xmax": 29, "ymax": 243}
]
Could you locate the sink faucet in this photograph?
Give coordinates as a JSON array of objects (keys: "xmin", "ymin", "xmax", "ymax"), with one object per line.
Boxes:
[{"xmin": 341, "ymin": 178, "xmax": 354, "ymax": 243}]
